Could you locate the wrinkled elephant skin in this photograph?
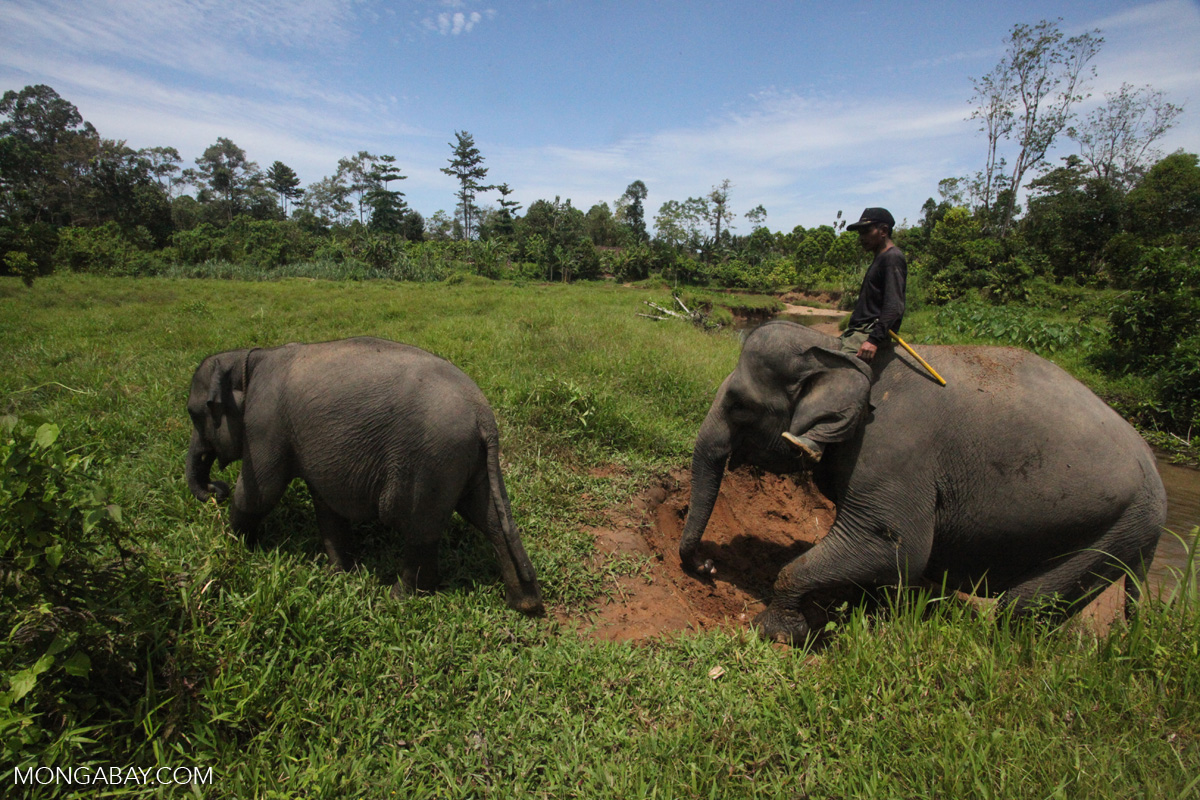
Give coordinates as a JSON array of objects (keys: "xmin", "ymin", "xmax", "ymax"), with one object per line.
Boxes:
[
  {"xmin": 681, "ymin": 321, "xmax": 1166, "ymax": 643},
  {"xmin": 186, "ymin": 337, "xmax": 543, "ymax": 615}
]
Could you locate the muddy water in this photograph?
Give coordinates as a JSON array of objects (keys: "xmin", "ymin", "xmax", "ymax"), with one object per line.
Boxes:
[{"xmin": 1149, "ymin": 455, "xmax": 1200, "ymax": 592}]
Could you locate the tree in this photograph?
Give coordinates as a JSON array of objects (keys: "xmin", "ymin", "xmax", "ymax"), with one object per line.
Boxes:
[
  {"xmin": 653, "ymin": 198, "xmax": 707, "ymax": 251},
  {"xmin": 745, "ymin": 204, "xmax": 768, "ymax": 230},
  {"xmin": 299, "ymin": 174, "xmax": 353, "ymax": 227},
  {"xmin": 0, "ymin": 84, "xmax": 98, "ymax": 225},
  {"xmin": 585, "ymin": 202, "xmax": 622, "ymax": 247},
  {"xmin": 425, "ymin": 210, "xmax": 456, "ymax": 241},
  {"xmin": 440, "ymin": 131, "xmax": 490, "ymax": 240},
  {"xmin": 490, "ymin": 182, "xmax": 521, "ymax": 239},
  {"xmin": 365, "ymin": 155, "xmax": 407, "ymax": 233},
  {"xmin": 616, "ymin": 180, "xmax": 648, "ymax": 242},
  {"xmin": 193, "ymin": 138, "xmax": 262, "ymax": 223},
  {"xmin": 79, "ymin": 138, "xmax": 173, "ymax": 242},
  {"xmin": 265, "ymin": 161, "xmax": 303, "ymax": 215},
  {"xmin": 1124, "ymin": 151, "xmax": 1200, "ymax": 247},
  {"xmin": 336, "ymin": 151, "xmax": 379, "ymax": 224},
  {"xmin": 137, "ymin": 146, "xmax": 182, "ymax": 197},
  {"xmin": 968, "ymin": 19, "xmax": 1103, "ymax": 234},
  {"xmin": 517, "ymin": 197, "xmax": 588, "ymax": 280},
  {"xmin": 705, "ymin": 179, "xmax": 735, "ymax": 247},
  {"xmin": 1070, "ymin": 83, "xmax": 1183, "ymax": 191},
  {"xmin": 1021, "ymin": 154, "xmax": 1124, "ymax": 278}
]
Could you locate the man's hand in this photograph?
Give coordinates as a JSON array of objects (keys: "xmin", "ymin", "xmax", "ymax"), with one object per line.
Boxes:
[{"xmin": 857, "ymin": 340, "xmax": 878, "ymax": 361}]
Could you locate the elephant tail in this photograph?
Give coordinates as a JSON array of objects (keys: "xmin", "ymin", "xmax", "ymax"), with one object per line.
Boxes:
[{"xmin": 483, "ymin": 426, "xmax": 538, "ymax": 585}]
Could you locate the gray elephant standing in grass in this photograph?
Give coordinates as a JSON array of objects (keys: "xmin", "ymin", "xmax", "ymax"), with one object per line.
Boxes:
[
  {"xmin": 185, "ymin": 336, "xmax": 544, "ymax": 615},
  {"xmin": 681, "ymin": 321, "xmax": 1166, "ymax": 644}
]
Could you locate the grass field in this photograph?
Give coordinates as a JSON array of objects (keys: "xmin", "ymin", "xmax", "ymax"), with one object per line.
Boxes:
[{"xmin": 2, "ymin": 275, "xmax": 1198, "ymax": 799}]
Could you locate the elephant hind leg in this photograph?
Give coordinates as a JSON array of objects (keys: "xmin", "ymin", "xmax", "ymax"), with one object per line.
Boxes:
[
  {"xmin": 310, "ymin": 487, "xmax": 359, "ymax": 571},
  {"xmin": 755, "ymin": 507, "xmax": 936, "ymax": 645},
  {"xmin": 999, "ymin": 508, "xmax": 1161, "ymax": 621},
  {"xmin": 380, "ymin": 480, "xmax": 454, "ymax": 596}
]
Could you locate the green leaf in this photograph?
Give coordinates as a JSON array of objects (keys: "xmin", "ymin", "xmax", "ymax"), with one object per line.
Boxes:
[
  {"xmin": 8, "ymin": 670, "xmax": 38, "ymax": 702},
  {"xmin": 34, "ymin": 423, "xmax": 60, "ymax": 449},
  {"xmin": 44, "ymin": 543, "xmax": 64, "ymax": 569},
  {"xmin": 62, "ymin": 652, "xmax": 91, "ymax": 678}
]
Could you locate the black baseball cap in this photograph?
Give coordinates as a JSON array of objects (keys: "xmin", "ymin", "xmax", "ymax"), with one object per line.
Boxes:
[{"xmin": 846, "ymin": 207, "xmax": 895, "ymax": 231}]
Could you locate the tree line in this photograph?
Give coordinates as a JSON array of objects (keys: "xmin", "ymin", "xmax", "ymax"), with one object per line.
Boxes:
[{"xmin": 0, "ymin": 19, "xmax": 1196, "ymax": 434}]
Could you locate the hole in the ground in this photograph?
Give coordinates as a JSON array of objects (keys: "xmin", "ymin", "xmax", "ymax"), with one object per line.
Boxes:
[{"xmin": 562, "ymin": 466, "xmax": 836, "ymax": 642}]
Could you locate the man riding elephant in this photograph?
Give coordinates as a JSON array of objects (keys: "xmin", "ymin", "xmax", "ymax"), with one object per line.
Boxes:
[{"xmin": 781, "ymin": 207, "xmax": 907, "ymax": 463}]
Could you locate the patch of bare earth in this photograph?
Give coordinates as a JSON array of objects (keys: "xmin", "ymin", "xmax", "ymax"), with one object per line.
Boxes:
[
  {"xmin": 560, "ymin": 467, "xmax": 836, "ymax": 642},
  {"xmin": 563, "ymin": 466, "xmax": 1127, "ymax": 642}
]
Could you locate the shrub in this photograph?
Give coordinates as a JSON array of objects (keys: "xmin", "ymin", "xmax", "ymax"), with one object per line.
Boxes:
[
  {"xmin": 0, "ymin": 221, "xmax": 58, "ymax": 282},
  {"xmin": 0, "ymin": 415, "xmax": 159, "ymax": 770},
  {"xmin": 1106, "ymin": 246, "xmax": 1200, "ymax": 433},
  {"xmin": 53, "ymin": 222, "xmax": 161, "ymax": 276},
  {"xmin": 932, "ymin": 298, "xmax": 1102, "ymax": 354}
]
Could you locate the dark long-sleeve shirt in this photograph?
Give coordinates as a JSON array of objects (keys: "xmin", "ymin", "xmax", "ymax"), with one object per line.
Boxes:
[{"xmin": 847, "ymin": 246, "xmax": 907, "ymax": 345}]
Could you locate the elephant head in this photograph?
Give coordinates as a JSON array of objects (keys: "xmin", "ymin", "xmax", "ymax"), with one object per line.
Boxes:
[
  {"xmin": 185, "ymin": 350, "xmax": 250, "ymax": 503},
  {"xmin": 679, "ymin": 322, "xmax": 872, "ymax": 574}
]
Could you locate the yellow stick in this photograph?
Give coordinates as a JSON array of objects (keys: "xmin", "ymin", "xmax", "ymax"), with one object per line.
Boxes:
[{"xmin": 888, "ymin": 330, "xmax": 947, "ymax": 386}]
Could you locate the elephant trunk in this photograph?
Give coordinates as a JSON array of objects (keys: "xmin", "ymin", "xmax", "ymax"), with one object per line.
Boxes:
[
  {"xmin": 186, "ymin": 429, "xmax": 229, "ymax": 503},
  {"xmin": 679, "ymin": 408, "xmax": 731, "ymax": 573}
]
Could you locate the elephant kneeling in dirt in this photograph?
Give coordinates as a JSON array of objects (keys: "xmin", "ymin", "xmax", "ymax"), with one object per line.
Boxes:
[
  {"xmin": 680, "ymin": 321, "xmax": 1167, "ymax": 644},
  {"xmin": 185, "ymin": 336, "xmax": 544, "ymax": 615}
]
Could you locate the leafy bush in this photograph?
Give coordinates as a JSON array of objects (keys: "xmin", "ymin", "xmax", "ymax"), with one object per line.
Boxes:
[
  {"xmin": 1105, "ymin": 246, "xmax": 1200, "ymax": 433},
  {"xmin": 53, "ymin": 222, "xmax": 161, "ymax": 276},
  {"xmin": 606, "ymin": 245, "xmax": 654, "ymax": 282},
  {"xmin": 919, "ymin": 208, "xmax": 1042, "ymax": 303},
  {"xmin": 931, "ymin": 299, "xmax": 1102, "ymax": 354},
  {"xmin": 0, "ymin": 221, "xmax": 58, "ymax": 283},
  {"xmin": 171, "ymin": 218, "xmax": 318, "ymax": 270},
  {"xmin": 1108, "ymin": 246, "xmax": 1200, "ymax": 362},
  {"xmin": 0, "ymin": 415, "xmax": 158, "ymax": 771}
]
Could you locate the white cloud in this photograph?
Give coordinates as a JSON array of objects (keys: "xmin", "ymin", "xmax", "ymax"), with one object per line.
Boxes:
[
  {"xmin": 483, "ymin": 89, "xmax": 976, "ymax": 230},
  {"xmin": 420, "ymin": 2, "xmax": 494, "ymax": 35}
]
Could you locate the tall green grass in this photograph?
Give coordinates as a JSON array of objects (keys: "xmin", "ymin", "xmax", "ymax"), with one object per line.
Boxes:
[{"xmin": 1, "ymin": 275, "xmax": 1197, "ymax": 798}]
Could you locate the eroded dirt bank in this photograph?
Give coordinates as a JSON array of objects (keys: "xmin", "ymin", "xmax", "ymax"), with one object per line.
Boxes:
[{"xmin": 562, "ymin": 467, "xmax": 836, "ymax": 641}]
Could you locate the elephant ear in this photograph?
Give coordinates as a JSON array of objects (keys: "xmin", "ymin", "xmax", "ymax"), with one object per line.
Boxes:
[
  {"xmin": 205, "ymin": 355, "xmax": 247, "ymax": 421},
  {"xmin": 780, "ymin": 343, "xmax": 872, "ymax": 397},
  {"xmin": 804, "ymin": 344, "xmax": 873, "ymax": 382}
]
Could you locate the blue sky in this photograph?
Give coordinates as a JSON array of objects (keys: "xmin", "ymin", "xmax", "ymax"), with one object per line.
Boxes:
[{"xmin": 1, "ymin": 0, "xmax": 1197, "ymax": 232}]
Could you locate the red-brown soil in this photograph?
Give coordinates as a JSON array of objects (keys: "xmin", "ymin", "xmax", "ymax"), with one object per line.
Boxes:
[{"xmin": 561, "ymin": 467, "xmax": 836, "ymax": 642}]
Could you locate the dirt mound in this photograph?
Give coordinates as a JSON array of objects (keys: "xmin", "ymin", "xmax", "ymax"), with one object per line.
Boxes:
[{"xmin": 563, "ymin": 467, "xmax": 836, "ymax": 642}]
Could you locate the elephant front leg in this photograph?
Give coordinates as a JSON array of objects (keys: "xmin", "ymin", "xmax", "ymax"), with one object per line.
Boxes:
[
  {"xmin": 229, "ymin": 503, "xmax": 265, "ymax": 549},
  {"xmin": 230, "ymin": 468, "xmax": 287, "ymax": 551}
]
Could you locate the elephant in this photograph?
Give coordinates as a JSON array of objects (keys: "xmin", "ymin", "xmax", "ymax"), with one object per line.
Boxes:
[
  {"xmin": 185, "ymin": 336, "xmax": 544, "ymax": 615},
  {"xmin": 680, "ymin": 320, "xmax": 1167, "ymax": 643}
]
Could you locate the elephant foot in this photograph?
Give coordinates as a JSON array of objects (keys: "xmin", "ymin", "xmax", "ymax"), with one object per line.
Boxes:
[
  {"xmin": 205, "ymin": 480, "xmax": 231, "ymax": 503},
  {"xmin": 507, "ymin": 587, "xmax": 546, "ymax": 616},
  {"xmin": 399, "ymin": 566, "xmax": 440, "ymax": 596},
  {"xmin": 752, "ymin": 606, "xmax": 812, "ymax": 646},
  {"xmin": 680, "ymin": 549, "xmax": 717, "ymax": 578}
]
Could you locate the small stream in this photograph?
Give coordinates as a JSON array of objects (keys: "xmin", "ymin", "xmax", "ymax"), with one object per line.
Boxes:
[{"xmin": 1150, "ymin": 454, "xmax": 1200, "ymax": 593}]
